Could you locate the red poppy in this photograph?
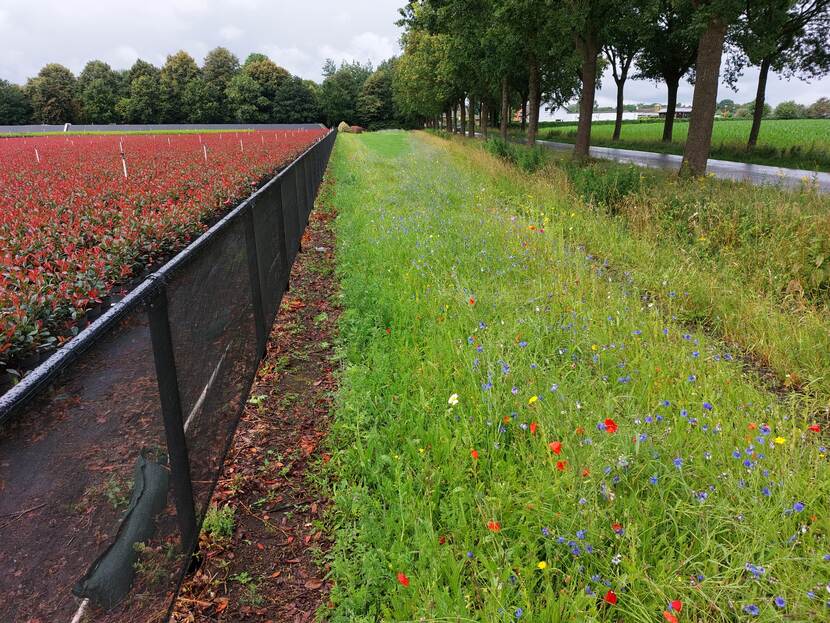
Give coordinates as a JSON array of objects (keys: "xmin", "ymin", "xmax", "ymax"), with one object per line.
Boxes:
[
  {"xmin": 549, "ymin": 441, "xmax": 562, "ymax": 455},
  {"xmin": 603, "ymin": 590, "xmax": 617, "ymax": 605},
  {"xmin": 438, "ymin": 535, "xmax": 446, "ymax": 545},
  {"xmin": 530, "ymin": 422, "xmax": 537, "ymax": 435},
  {"xmin": 471, "ymin": 449, "xmax": 479, "ymax": 460},
  {"xmin": 556, "ymin": 460, "xmax": 567, "ymax": 471},
  {"xmin": 396, "ymin": 572, "xmax": 410, "ymax": 587},
  {"xmin": 670, "ymin": 600, "xmax": 682, "ymax": 612},
  {"xmin": 469, "ymin": 297, "xmax": 476, "ymax": 305},
  {"xmin": 604, "ymin": 418, "xmax": 618, "ymax": 434},
  {"xmin": 487, "ymin": 520, "xmax": 501, "ymax": 532},
  {"xmin": 611, "ymin": 522, "xmax": 623, "ymax": 534},
  {"xmin": 808, "ymin": 424, "xmax": 821, "ymax": 433},
  {"xmin": 662, "ymin": 612, "xmax": 678, "ymax": 623},
  {"xmin": 581, "ymin": 468, "xmax": 590, "ymax": 477}
]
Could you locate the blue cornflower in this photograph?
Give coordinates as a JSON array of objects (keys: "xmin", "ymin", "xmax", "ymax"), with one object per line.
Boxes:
[
  {"xmin": 761, "ymin": 486, "xmax": 771, "ymax": 497},
  {"xmin": 661, "ymin": 400, "xmax": 671, "ymax": 407},
  {"xmin": 743, "ymin": 604, "xmax": 760, "ymax": 616},
  {"xmin": 680, "ymin": 409, "xmax": 688, "ymax": 418},
  {"xmin": 673, "ymin": 457, "xmax": 683, "ymax": 469},
  {"xmin": 692, "ymin": 351, "xmax": 699, "ymax": 358},
  {"xmin": 703, "ymin": 402, "xmax": 713, "ymax": 411},
  {"xmin": 732, "ymin": 450, "xmax": 742, "ymax": 459},
  {"xmin": 774, "ymin": 596, "xmax": 786, "ymax": 609},
  {"xmin": 518, "ymin": 341, "xmax": 528, "ymax": 348},
  {"xmin": 541, "ymin": 527, "xmax": 550, "ymax": 537},
  {"xmin": 649, "ymin": 475, "xmax": 658, "ymax": 485},
  {"xmin": 793, "ymin": 501, "xmax": 805, "ymax": 512},
  {"xmin": 514, "ymin": 607, "xmax": 523, "ymax": 619},
  {"xmin": 688, "ymin": 374, "xmax": 696, "ymax": 382},
  {"xmin": 550, "ymin": 383, "xmax": 559, "ymax": 392},
  {"xmin": 576, "ymin": 529, "xmax": 587, "ymax": 540}
]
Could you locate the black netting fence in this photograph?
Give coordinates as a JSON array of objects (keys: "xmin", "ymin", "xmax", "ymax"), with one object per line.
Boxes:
[{"xmin": 0, "ymin": 129, "xmax": 336, "ymax": 622}]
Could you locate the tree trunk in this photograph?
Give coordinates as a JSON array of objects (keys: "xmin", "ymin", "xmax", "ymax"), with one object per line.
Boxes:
[
  {"xmin": 612, "ymin": 77, "xmax": 625, "ymax": 141},
  {"xmin": 527, "ymin": 58, "xmax": 541, "ymax": 146},
  {"xmin": 521, "ymin": 99, "xmax": 527, "ymax": 131},
  {"xmin": 480, "ymin": 99, "xmax": 488, "ymax": 138},
  {"xmin": 500, "ymin": 77, "xmax": 509, "ymax": 140},
  {"xmin": 747, "ymin": 57, "xmax": 770, "ymax": 150},
  {"xmin": 445, "ymin": 109, "xmax": 452, "ymax": 132},
  {"xmin": 460, "ymin": 96, "xmax": 467, "ymax": 136},
  {"xmin": 662, "ymin": 76, "xmax": 679, "ymax": 143},
  {"xmin": 681, "ymin": 15, "xmax": 727, "ymax": 177},
  {"xmin": 468, "ymin": 94, "xmax": 476, "ymax": 137},
  {"xmin": 574, "ymin": 36, "xmax": 599, "ymax": 160}
]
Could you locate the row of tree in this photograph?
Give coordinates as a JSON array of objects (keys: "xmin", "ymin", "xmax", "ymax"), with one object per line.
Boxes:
[
  {"xmin": 0, "ymin": 49, "xmax": 410, "ymax": 129},
  {"xmin": 394, "ymin": 0, "xmax": 829, "ymax": 176},
  {"xmin": 718, "ymin": 96, "xmax": 830, "ymax": 117}
]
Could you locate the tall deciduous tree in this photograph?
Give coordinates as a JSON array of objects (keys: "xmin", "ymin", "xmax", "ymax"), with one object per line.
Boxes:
[
  {"xmin": 159, "ymin": 51, "xmax": 201, "ymax": 122},
  {"xmin": 225, "ymin": 72, "xmax": 269, "ymax": 122},
  {"xmin": 563, "ymin": 0, "xmax": 627, "ymax": 159},
  {"xmin": 0, "ymin": 79, "xmax": 31, "ymax": 125},
  {"xmin": 202, "ymin": 47, "xmax": 241, "ymax": 122},
  {"xmin": 273, "ymin": 76, "xmax": 321, "ymax": 123},
  {"xmin": 25, "ymin": 64, "xmax": 79, "ymax": 124},
  {"xmin": 603, "ymin": 2, "xmax": 649, "ymax": 141},
  {"xmin": 681, "ymin": 0, "xmax": 745, "ymax": 177},
  {"xmin": 320, "ymin": 59, "xmax": 373, "ymax": 126},
  {"xmin": 78, "ymin": 60, "xmax": 120, "ymax": 124},
  {"xmin": 636, "ymin": 0, "xmax": 699, "ymax": 142},
  {"xmin": 727, "ymin": 0, "xmax": 830, "ymax": 149}
]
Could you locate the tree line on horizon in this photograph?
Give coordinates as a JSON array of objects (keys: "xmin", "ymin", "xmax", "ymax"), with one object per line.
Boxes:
[
  {"xmin": 393, "ymin": 0, "xmax": 830, "ymax": 176},
  {"xmin": 0, "ymin": 47, "xmax": 416, "ymax": 130}
]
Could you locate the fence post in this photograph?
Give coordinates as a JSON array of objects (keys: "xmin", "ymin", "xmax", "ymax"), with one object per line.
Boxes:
[
  {"xmin": 243, "ymin": 204, "xmax": 268, "ymax": 359},
  {"xmin": 147, "ymin": 288, "xmax": 198, "ymax": 551}
]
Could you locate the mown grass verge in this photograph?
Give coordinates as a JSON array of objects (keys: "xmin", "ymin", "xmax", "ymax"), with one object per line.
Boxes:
[{"xmin": 321, "ymin": 130, "xmax": 830, "ymax": 622}]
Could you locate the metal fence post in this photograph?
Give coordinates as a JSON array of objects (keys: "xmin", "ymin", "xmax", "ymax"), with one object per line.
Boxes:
[
  {"xmin": 147, "ymin": 288, "xmax": 198, "ymax": 551},
  {"xmin": 243, "ymin": 204, "xmax": 268, "ymax": 359}
]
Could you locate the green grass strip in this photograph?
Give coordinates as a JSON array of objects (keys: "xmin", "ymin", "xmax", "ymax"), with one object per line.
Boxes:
[{"xmin": 321, "ymin": 131, "xmax": 830, "ymax": 622}]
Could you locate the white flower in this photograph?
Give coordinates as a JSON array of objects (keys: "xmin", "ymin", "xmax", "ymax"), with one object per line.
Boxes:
[{"xmin": 448, "ymin": 393, "xmax": 459, "ymax": 407}]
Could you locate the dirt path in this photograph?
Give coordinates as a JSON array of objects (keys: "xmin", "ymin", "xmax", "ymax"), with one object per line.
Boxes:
[{"xmin": 172, "ymin": 192, "xmax": 339, "ymax": 622}]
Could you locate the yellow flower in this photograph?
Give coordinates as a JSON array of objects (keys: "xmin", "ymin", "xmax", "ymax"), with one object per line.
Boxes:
[
  {"xmin": 591, "ymin": 344, "xmax": 598, "ymax": 351},
  {"xmin": 774, "ymin": 436, "xmax": 786, "ymax": 445},
  {"xmin": 419, "ymin": 447, "xmax": 426, "ymax": 454},
  {"xmin": 537, "ymin": 561, "xmax": 548, "ymax": 570},
  {"xmin": 528, "ymin": 395, "xmax": 538, "ymax": 405}
]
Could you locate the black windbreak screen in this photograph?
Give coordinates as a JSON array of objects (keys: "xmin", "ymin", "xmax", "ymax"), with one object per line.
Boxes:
[
  {"xmin": 165, "ymin": 215, "xmax": 259, "ymax": 519},
  {"xmin": 0, "ymin": 307, "xmax": 185, "ymax": 622}
]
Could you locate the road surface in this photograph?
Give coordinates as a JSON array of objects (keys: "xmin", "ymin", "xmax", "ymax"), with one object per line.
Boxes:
[{"xmin": 534, "ymin": 138, "xmax": 830, "ymax": 192}]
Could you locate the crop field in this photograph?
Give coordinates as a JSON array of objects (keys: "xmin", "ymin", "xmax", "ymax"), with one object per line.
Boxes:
[
  {"xmin": 321, "ymin": 131, "xmax": 830, "ymax": 622},
  {"xmin": 536, "ymin": 119, "xmax": 830, "ymax": 171},
  {"xmin": 0, "ymin": 129, "xmax": 325, "ymax": 375}
]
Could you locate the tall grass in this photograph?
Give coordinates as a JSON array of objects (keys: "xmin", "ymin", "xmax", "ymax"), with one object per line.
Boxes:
[
  {"xmin": 436, "ymin": 132, "xmax": 830, "ymax": 400},
  {"xmin": 322, "ymin": 130, "xmax": 830, "ymax": 622}
]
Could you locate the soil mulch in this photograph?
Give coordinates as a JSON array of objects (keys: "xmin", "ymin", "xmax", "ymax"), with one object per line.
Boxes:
[{"xmin": 172, "ymin": 199, "xmax": 339, "ymax": 623}]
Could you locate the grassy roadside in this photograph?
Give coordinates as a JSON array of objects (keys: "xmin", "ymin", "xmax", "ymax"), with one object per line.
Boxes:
[
  {"xmin": 506, "ymin": 118, "xmax": 830, "ymax": 172},
  {"xmin": 447, "ymin": 132, "xmax": 830, "ymax": 403},
  {"xmin": 322, "ymin": 130, "xmax": 829, "ymax": 622}
]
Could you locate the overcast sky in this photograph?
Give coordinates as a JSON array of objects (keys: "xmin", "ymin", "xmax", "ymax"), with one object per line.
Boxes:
[{"xmin": 0, "ymin": 0, "xmax": 827, "ymax": 108}]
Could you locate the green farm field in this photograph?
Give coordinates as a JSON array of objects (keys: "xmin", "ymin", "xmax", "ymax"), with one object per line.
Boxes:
[
  {"xmin": 531, "ymin": 118, "xmax": 830, "ymax": 172},
  {"xmin": 319, "ymin": 130, "xmax": 830, "ymax": 622}
]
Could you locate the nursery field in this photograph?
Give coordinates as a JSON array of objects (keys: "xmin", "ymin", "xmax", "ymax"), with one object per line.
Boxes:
[
  {"xmin": 0, "ymin": 128, "xmax": 325, "ymax": 377},
  {"xmin": 534, "ymin": 118, "xmax": 830, "ymax": 171},
  {"xmin": 322, "ymin": 131, "xmax": 830, "ymax": 622}
]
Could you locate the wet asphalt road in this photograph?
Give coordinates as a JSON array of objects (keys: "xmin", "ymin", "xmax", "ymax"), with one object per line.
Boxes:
[{"xmin": 534, "ymin": 138, "xmax": 830, "ymax": 193}]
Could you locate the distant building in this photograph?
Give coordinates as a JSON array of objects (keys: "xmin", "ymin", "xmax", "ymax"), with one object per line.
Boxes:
[{"xmin": 659, "ymin": 107, "xmax": 692, "ymax": 119}]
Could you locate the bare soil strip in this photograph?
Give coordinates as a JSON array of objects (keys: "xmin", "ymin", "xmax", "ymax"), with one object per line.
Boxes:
[{"xmin": 172, "ymin": 192, "xmax": 338, "ymax": 622}]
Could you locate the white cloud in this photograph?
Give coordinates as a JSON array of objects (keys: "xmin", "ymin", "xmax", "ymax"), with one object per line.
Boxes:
[
  {"xmin": 219, "ymin": 25, "xmax": 243, "ymax": 41},
  {"xmin": 262, "ymin": 45, "xmax": 313, "ymax": 76}
]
